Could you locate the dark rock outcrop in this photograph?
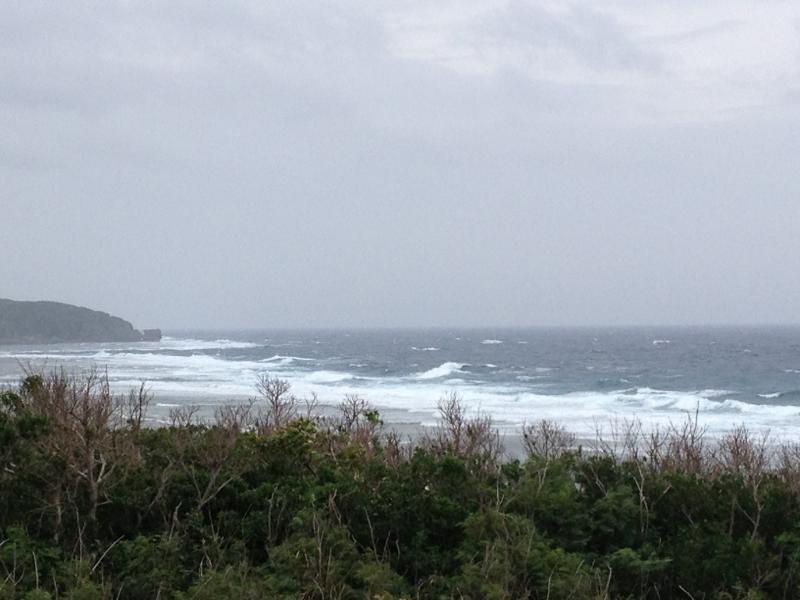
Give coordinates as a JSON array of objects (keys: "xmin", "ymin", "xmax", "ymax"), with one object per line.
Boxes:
[
  {"xmin": 142, "ymin": 329, "xmax": 162, "ymax": 342},
  {"xmin": 0, "ymin": 298, "xmax": 157, "ymax": 344}
]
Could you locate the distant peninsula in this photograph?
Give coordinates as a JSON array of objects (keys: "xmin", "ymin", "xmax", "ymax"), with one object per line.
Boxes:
[{"xmin": 0, "ymin": 298, "xmax": 161, "ymax": 344}]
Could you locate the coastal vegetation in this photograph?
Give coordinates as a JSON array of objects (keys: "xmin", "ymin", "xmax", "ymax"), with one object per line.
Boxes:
[{"xmin": 2, "ymin": 370, "xmax": 800, "ymax": 598}]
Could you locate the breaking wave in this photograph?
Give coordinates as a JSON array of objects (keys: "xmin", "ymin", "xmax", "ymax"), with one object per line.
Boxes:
[
  {"xmin": 5, "ymin": 331, "xmax": 800, "ymax": 439},
  {"xmin": 416, "ymin": 362, "xmax": 466, "ymax": 380}
]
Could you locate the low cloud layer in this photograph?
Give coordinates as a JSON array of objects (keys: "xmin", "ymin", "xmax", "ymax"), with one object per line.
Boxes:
[{"xmin": 2, "ymin": 1, "xmax": 799, "ymax": 328}]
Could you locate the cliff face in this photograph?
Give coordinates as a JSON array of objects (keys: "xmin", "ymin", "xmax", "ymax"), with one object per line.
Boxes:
[{"xmin": 0, "ymin": 299, "xmax": 158, "ymax": 344}]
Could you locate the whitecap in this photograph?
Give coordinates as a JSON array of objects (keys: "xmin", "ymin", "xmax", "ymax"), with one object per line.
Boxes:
[
  {"xmin": 9, "ymin": 337, "xmax": 800, "ymax": 442},
  {"xmin": 302, "ymin": 371, "xmax": 354, "ymax": 384},
  {"xmin": 416, "ymin": 362, "xmax": 466, "ymax": 380},
  {"xmin": 261, "ymin": 355, "xmax": 314, "ymax": 366},
  {"xmin": 695, "ymin": 389, "xmax": 737, "ymax": 398},
  {"xmin": 481, "ymin": 339, "xmax": 503, "ymax": 345}
]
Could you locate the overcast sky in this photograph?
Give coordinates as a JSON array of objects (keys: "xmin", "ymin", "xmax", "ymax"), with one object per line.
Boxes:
[{"xmin": 2, "ymin": 1, "xmax": 799, "ymax": 329}]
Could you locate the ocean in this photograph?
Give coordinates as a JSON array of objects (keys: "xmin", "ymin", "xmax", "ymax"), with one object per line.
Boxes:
[{"xmin": 1, "ymin": 327, "xmax": 799, "ymax": 439}]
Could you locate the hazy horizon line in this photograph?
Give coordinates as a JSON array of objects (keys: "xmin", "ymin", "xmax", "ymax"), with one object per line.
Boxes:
[{"xmin": 161, "ymin": 323, "xmax": 800, "ymax": 333}]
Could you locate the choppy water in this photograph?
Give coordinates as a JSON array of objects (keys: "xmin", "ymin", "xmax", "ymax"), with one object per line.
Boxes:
[{"xmin": 2, "ymin": 327, "xmax": 800, "ymax": 438}]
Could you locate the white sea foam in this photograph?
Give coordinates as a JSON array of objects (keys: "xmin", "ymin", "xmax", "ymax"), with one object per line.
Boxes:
[
  {"xmin": 758, "ymin": 392, "xmax": 782, "ymax": 399},
  {"xmin": 302, "ymin": 370, "xmax": 355, "ymax": 384},
  {"xmin": 6, "ymin": 337, "xmax": 800, "ymax": 440},
  {"xmin": 416, "ymin": 362, "xmax": 465, "ymax": 380},
  {"xmin": 411, "ymin": 347, "xmax": 440, "ymax": 352},
  {"xmin": 0, "ymin": 351, "xmax": 91, "ymax": 360},
  {"xmin": 94, "ymin": 351, "xmax": 265, "ymax": 372},
  {"xmin": 695, "ymin": 389, "xmax": 736, "ymax": 398},
  {"xmin": 261, "ymin": 355, "xmax": 314, "ymax": 365},
  {"xmin": 158, "ymin": 337, "xmax": 261, "ymax": 350},
  {"xmin": 0, "ymin": 337, "xmax": 260, "ymax": 358},
  {"xmin": 481, "ymin": 339, "xmax": 503, "ymax": 345}
]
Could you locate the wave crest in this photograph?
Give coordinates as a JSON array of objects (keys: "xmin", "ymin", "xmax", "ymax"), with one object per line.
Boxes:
[{"xmin": 416, "ymin": 362, "xmax": 466, "ymax": 380}]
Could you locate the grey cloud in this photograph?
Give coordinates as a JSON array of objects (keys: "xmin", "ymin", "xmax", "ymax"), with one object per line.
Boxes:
[
  {"xmin": 1, "ymin": 1, "xmax": 798, "ymax": 328},
  {"xmin": 472, "ymin": 1, "xmax": 663, "ymax": 73},
  {"xmin": 643, "ymin": 19, "xmax": 743, "ymax": 45}
]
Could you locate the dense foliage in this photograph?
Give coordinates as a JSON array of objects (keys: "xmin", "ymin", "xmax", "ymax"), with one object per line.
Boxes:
[{"xmin": 2, "ymin": 370, "xmax": 800, "ymax": 599}]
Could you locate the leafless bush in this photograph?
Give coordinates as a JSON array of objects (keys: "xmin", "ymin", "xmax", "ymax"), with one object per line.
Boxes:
[
  {"xmin": 169, "ymin": 405, "xmax": 201, "ymax": 428},
  {"xmin": 254, "ymin": 374, "xmax": 298, "ymax": 434},
  {"xmin": 19, "ymin": 367, "xmax": 134, "ymax": 540},
  {"xmin": 315, "ymin": 395, "xmax": 384, "ymax": 459},
  {"xmin": 123, "ymin": 381, "xmax": 152, "ymax": 432},
  {"xmin": 422, "ymin": 391, "xmax": 504, "ymax": 472},
  {"xmin": 716, "ymin": 425, "xmax": 771, "ymax": 539},
  {"xmin": 303, "ymin": 391, "xmax": 320, "ymax": 420},
  {"xmin": 521, "ymin": 419, "xmax": 576, "ymax": 461},
  {"xmin": 383, "ymin": 430, "xmax": 414, "ymax": 469},
  {"xmin": 338, "ymin": 395, "xmax": 382, "ymax": 444},
  {"xmin": 716, "ymin": 425, "xmax": 771, "ymax": 479},
  {"xmin": 214, "ymin": 400, "xmax": 255, "ymax": 433},
  {"xmin": 591, "ymin": 417, "xmax": 645, "ymax": 462},
  {"xmin": 22, "ymin": 366, "xmax": 120, "ymax": 428},
  {"xmin": 644, "ymin": 410, "xmax": 710, "ymax": 475},
  {"xmin": 777, "ymin": 442, "xmax": 800, "ymax": 494}
]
